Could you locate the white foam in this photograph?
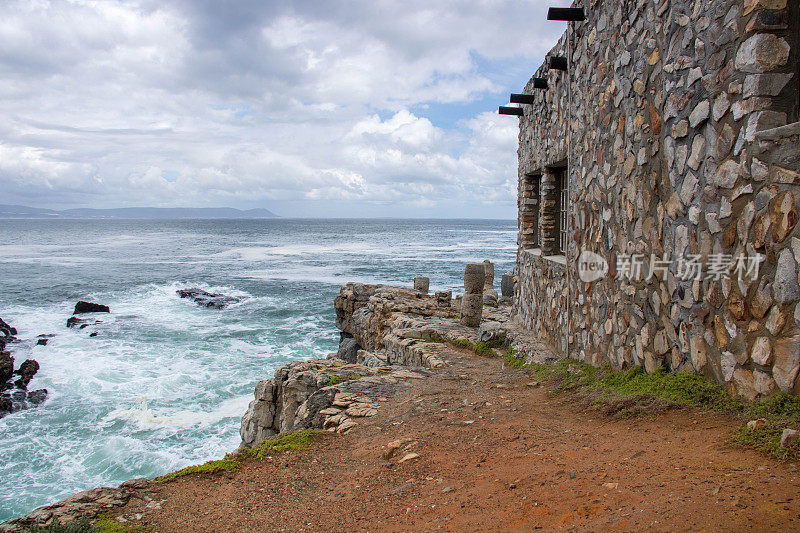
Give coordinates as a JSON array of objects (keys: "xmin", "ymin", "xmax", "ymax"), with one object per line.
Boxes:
[{"xmin": 103, "ymin": 395, "xmax": 251, "ymax": 429}]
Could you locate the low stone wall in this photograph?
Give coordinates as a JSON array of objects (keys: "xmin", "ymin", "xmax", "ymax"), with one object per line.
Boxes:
[{"xmin": 515, "ymin": 250, "xmax": 569, "ymax": 355}]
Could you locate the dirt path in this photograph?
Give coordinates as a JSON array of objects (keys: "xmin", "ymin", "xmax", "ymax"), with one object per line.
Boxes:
[{"xmin": 116, "ymin": 348, "xmax": 800, "ymax": 532}]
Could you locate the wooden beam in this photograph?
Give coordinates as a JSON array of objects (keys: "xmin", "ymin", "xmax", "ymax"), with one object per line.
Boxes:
[
  {"xmin": 547, "ymin": 7, "xmax": 586, "ymax": 21},
  {"xmin": 510, "ymin": 94, "xmax": 535, "ymax": 105},
  {"xmin": 549, "ymin": 56, "xmax": 568, "ymax": 71},
  {"xmin": 498, "ymin": 106, "xmax": 523, "ymax": 116}
]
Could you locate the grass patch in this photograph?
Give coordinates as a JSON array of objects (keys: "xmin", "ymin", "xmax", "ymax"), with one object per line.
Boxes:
[
  {"xmin": 26, "ymin": 515, "xmax": 149, "ymax": 533},
  {"xmin": 157, "ymin": 458, "xmax": 241, "ymax": 483},
  {"xmin": 450, "ymin": 339, "xmax": 474, "ymax": 350},
  {"xmin": 511, "ymin": 358, "xmax": 800, "ymax": 460},
  {"xmin": 473, "ymin": 337, "xmax": 507, "ymax": 356},
  {"xmin": 731, "ymin": 393, "xmax": 800, "ymax": 460},
  {"xmin": 236, "ymin": 429, "xmax": 314, "ymax": 460},
  {"xmin": 157, "ymin": 430, "xmax": 316, "ymax": 483},
  {"xmin": 94, "ymin": 514, "xmax": 149, "ymax": 533},
  {"xmin": 327, "ymin": 374, "xmax": 366, "ymax": 386},
  {"xmin": 504, "ymin": 349, "xmax": 552, "ymax": 377},
  {"xmin": 449, "ymin": 336, "xmax": 507, "ymax": 356}
]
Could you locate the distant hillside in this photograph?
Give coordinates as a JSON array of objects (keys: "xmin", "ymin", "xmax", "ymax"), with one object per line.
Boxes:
[{"xmin": 0, "ymin": 205, "xmax": 279, "ymax": 219}]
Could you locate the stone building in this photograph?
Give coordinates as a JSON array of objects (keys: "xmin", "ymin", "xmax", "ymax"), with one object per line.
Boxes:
[{"xmin": 509, "ymin": 0, "xmax": 800, "ymax": 399}]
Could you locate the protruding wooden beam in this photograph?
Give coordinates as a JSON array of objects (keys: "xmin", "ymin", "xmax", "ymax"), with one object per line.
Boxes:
[
  {"xmin": 498, "ymin": 106, "xmax": 523, "ymax": 116},
  {"xmin": 510, "ymin": 94, "xmax": 535, "ymax": 105},
  {"xmin": 549, "ymin": 56, "xmax": 568, "ymax": 71},
  {"xmin": 547, "ymin": 7, "xmax": 586, "ymax": 21}
]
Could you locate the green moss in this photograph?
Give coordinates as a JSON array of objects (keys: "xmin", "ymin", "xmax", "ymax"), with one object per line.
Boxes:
[
  {"xmin": 504, "ymin": 349, "xmax": 558, "ymax": 379},
  {"xmin": 421, "ymin": 335, "xmax": 447, "ymax": 343},
  {"xmin": 450, "ymin": 339, "xmax": 474, "ymax": 350},
  {"xmin": 732, "ymin": 420, "xmax": 800, "ymax": 460},
  {"xmin": 514, "ymin": 358, "xmax": 800, "ymax": 460},
  {"xmin": 473, "ymin": 337, "xmax": 507, "ymax": 356},
  {"xmin": 327, "ymin": 374, "xmax": 366, "ymax": 386},
  {"xmin": 236, "ymin": 429, "xmax": 314, "ymax": 460},
  {"xmin": 731, "ymin": 393, "xmax": 800, "ymax": 460},
  {"xmin": 157, "ymin": 458, "xmax": 241, "ymax": 483},
  {"xmin": 94, "ymin": 515, "xmax": 149, "ymax": 533},
  {"xmin": 599, "ymin": 366, "xmax": 743, "ymax": 411},
  {"xmin": 504, "ymin": 348, "xmax": 526, "ymax": 369}
]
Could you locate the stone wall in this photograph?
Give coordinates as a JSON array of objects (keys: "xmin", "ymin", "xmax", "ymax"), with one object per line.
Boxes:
[{"xmin": 514, "ymin": 0, "xmax": 800, "ymax": 398}]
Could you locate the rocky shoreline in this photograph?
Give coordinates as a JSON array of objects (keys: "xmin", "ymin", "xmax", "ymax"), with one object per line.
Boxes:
[
  {"xmin": 1, "ymin": 265, "xmax": 539, "ymax": 530},
  {"xmin": 0, "ymin": 316, "xmax": 47, "ymax": 419}
]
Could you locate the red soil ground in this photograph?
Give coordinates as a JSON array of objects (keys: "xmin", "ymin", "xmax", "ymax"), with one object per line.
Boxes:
[{"xmin": 114, "ymin": 349, "xmax": 800, "ymax": 532}]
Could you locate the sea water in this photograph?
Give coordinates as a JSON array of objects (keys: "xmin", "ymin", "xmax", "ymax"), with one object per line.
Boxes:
[{"xmin": 0, "ymin": 218, "xmax": 515, "ymax": 520}]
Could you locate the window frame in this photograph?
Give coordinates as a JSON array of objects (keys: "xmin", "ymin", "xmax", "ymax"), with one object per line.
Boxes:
[
  {"xmin": 522, "ymin": 173, "xmax": 541, "ymax": 249},
  {"xmin": 555, "ymin": 169, "xmax": 568, "ymax": 255}
]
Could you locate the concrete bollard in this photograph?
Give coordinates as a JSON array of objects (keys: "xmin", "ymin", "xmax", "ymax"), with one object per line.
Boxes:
[
  {"xmin": 483, "ymin": 289, "xmax": 498, "ymax": 306},
  {"xmin": 461, "ymin": 263, "xmax": 485, "ymax": 327},
  {"xmin": 414, "ymin": 277, "xmax": 430, "ymax": 294},
  {"xmin": 501, "ymin": 273, "xmax": 514, "ymax": 298},
  {"xmin": 463, "ymin": 263, "xmax": 485, "ymax": 294},
  {"xmin": 460, "ymin": 294, "xmax": 484, "ymax": 327},
  {"xmin": 483, "ymin": 260, "xmax": 495, "ymax": 291},
  {"xmin": 435, "ymin": 290, "xmax": 452, "ymax": 307}
]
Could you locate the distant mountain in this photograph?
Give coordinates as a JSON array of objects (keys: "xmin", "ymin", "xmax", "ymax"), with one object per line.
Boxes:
[{"xmin": 0, "ymin": 205, "xmax": 279, "ymax": 219}]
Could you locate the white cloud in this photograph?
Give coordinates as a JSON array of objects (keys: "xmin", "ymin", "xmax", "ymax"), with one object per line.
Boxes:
[{"xmin": 0, "ymin": 0, "xmax": 570, "ymax": 217}]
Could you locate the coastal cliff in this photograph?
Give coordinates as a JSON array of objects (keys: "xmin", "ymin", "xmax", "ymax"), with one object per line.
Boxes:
[
  {"xmin": 239, "ymin": 283, "xmax": 526, "ymax": 449},
  {"xmin": 3, "ymin": 280, "xmax": 538, "ymax": 530}
]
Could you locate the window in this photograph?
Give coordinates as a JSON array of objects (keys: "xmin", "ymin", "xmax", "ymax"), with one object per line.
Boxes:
[
  {"xmin": 556, "ymin": 170, "xmax": 568, "ymax": 255},
  {"xmin": 521, "ymin": 174, "xmax": 540, "ymax": 248}
]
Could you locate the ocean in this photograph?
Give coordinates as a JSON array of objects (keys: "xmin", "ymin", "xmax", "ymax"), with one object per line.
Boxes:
[{"xmin": 0, "ymin": 218, "xmax": 516, "ymax": 520}]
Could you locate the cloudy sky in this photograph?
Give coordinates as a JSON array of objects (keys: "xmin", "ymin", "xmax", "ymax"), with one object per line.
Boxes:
[{"xmin": 1, "ymin": 0, "xmax": 571, "ymax": 218}]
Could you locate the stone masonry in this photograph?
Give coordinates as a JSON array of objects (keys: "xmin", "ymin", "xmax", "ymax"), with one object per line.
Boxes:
[{"xmin": 513, "ymin": 0, "xmax": 800, "ymax": 399}]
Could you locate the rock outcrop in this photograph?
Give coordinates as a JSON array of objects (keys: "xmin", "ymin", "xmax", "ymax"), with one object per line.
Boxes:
[
  {"xmin": 240, "ymin": 358, "xmax": 431, "ymax": 448},
  {"xmin": 177, "ymin": 288, "xmax": 241, "ymax": 309},
  {"xmin": 0, "ymin": 479, "xmax": 150, "ymax": 532},
  {"xmin": 0, "ymin": 317, "xmax": 17, "ymax": 338},
  {"xmin": 241, "ymin": 282, "xmax": 532, "ymax": 450},
  {"xmin": 66, "ymin": 317, "xmax": 102, "ymax": 329},
  {"xmin": 73, "ymin": 301, "xmax": 110, "ymax": 314},
  {"xmin": 0, "ymin": 317, "xmax": 48, "ymax": 418}
]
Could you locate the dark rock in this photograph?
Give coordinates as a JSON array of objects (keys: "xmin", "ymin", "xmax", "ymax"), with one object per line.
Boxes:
[
  {"xmin": 177, "ymin": 288, "xmax": 241, "ymax": 309},
  {"xmin": 14, "ymin": 359, "xmax": 40, "ymax": 389},
  {"xmin": 0, "ymin": 317, "xmax": 48, "ymax": 418},
  {"xmin": 338, "ymin": 333, "xmax": 361, "ymax": 363},
  {"xmin": 0, "ymin": 395, "xmax": 12, "ymax": 417},
  {"xmin": 26, "ymin": 389, "xmax": 48, "ymax": 406},
  {"xmin": 0, "ymin": 352, "xmax": 14, "ymax": 382},
  {"xmin": 73, "ymin": 301, "xmax": 110, "ymax": 314},
  {"xmin": 0, "ymin": 317, "xmax": 17, "ymax": 337},
  {"xmin": 89, "ymin": 332, "xmax": 98, "ymax": 337},
  {"xmin": 11, "ymin": 389, "xmax": 27, "ymax": 402},
  {"xmin": 501, "ymin": 273, "xmax": 515, "ymax": 298},
  {"xmin": 36, "ymin": 338, "xmax": 48, "ymax": 346},
  {"xmin": 67, "ymin": 317, "xmax": 101, "ymax": 329}
]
